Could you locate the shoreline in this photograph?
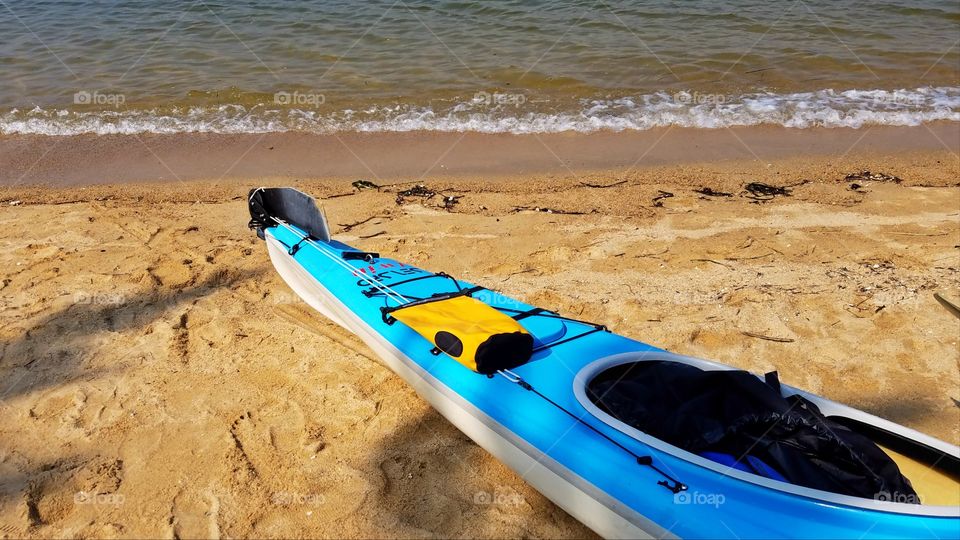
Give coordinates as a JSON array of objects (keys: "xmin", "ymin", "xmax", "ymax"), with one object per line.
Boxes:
[{"xmin": 2, "ymin": 123, "xmax": 958, "ymax": 187}]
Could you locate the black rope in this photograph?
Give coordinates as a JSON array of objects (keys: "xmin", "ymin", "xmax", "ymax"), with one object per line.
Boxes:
[
  {"xmin": 508, "ymin": 306, "xmax": 611, "ymax": 353},
  {"xmin": 288, "ymin": 236, "xmax": 311, "ymax": 256},
  {"xmin": 371, "ymin": 282, "xmax": 612, "ymax": 353},
  {"xmin": 361, "ymin": 269, "xmax": 609, "ymax": 343},
  {"xmin": 380, "ymin": 286, "xmax": 485, "ymax": 324},
  {"xmin": 531, "ymin": 326, "xmax": 607, "ymax": 353},
  {"xmin": 506, "ymin": 374, "xmax": 687, "ymax": 494},
  {"xmin": 499, "ymin": 305, "xmax": 611, "ymax": 329},
  {"xmin": 512, "ymin": 307, "xmax": 547, "ymax": 321}
]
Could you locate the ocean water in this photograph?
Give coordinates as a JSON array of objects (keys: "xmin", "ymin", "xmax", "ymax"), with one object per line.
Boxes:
[{"xmin": 1, "ymin": 0, "xmax": 958, "ymax": 134}]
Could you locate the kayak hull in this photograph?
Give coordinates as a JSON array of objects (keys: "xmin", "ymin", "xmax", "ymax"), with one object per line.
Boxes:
[{"xmin": 257, "ymin": 216, "xmax": 960, "ymax": 539}]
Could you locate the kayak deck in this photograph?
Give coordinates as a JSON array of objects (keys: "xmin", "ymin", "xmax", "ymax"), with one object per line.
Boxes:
[{"xmin": 251, "ymin": 193, "xmax": 960, "ymax": 539}]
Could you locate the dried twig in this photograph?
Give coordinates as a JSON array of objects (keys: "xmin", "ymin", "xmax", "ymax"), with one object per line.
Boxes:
[
  {"xmin": 741, "ymin": 331, "xmax": 794, "ymax": 343},
  {"xmin": 889, "ymin": 231, "xmax": 948, "ymax": 237},
  {"xmin": 338, "ymin": 215, "xmax": 379, "ymax": 232},
  {"xmin": 694, "ymin": 187, "xmax": 733, "ymax": 197},
  {"xmin": 636, "ymin": 248, "xmax": 670, "ymax": 259},
  {"xmin": 511, "ymin": 206, "xmax": 589, "ymax": 215},
  {"xmin": 580, "ymin": 180, "xmax": 627, "ymax": 189},
  {"xmin": 693, "ymin": 258, "xmax": 734, "ymax": 269},
  {"xmin": 501, "ymin": 268, "xmax": 536, "ymax": 282},
  {"xmin": 726, "ymin": 252, "xmax": 775, "ymax": 261}
]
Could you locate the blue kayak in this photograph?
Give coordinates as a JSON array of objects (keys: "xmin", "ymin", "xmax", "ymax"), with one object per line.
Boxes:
[{"xmin": 249, "ymin": 188, "xmax": 960, "ymax": 539}]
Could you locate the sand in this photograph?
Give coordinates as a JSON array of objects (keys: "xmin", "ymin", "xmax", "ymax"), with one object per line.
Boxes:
[
  {"xmin": 3, "ymin": 123, "xmax": 959, "ymax": 186},
  {"xmin": 0, "ymin": 150, "xmax": 958, "ymax": 538}
]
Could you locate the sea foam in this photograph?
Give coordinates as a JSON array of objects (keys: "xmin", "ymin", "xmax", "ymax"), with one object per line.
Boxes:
[{"xmin": 2, "ymin": 87, "xmax": 957, "ymax": 136}]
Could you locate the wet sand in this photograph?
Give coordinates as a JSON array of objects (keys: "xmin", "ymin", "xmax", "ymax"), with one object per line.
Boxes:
[
  {"xmin": 2, "ymin": 123, "xmax": 959, "ymax": 186},
  {"xmin": 0, "ymin": 149, "xmax": 958, "ymax": 538}
]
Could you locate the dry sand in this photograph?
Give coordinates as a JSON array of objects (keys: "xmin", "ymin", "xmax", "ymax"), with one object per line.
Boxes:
[{"xmin": 0, "ymin": 151, "xmax": 958, "ymax": 538}]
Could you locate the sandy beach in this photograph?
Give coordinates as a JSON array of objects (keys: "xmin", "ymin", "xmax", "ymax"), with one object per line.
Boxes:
[{"xmin": 0, "ymin": 145, "xmax": 957, "ymax": 538}]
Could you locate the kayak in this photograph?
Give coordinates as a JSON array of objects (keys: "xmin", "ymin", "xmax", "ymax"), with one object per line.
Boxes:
[{"xmin": 248, "ymin": 187, "xmax": 960, "ymax": 539}]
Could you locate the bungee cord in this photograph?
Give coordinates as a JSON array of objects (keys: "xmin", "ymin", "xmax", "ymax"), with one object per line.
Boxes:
[
  {"xmin": 271, "ymin": 218, "xmax": 410, "ymax": 305},
  {"xmin": 248, "ymin": 188, "xmax": 409, "ymax": 305},
  {"xmin": 497, "ymin": 369, "xmax": 687, "ymax": 494}
]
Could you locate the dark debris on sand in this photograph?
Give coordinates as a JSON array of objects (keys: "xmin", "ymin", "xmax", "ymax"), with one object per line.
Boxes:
[
  {"xmin": 352, "ymin": 179, "xmax": 380, "ymax": 191},
  {"xmin": 694, "ymin": 187, "xmax": 734, "ymax": 198},
  {"xmin": 744, "ymin": 182, "xmax": 792, "ymax": 200},
  {"xmin": 652, "ymin": 190, "xmax": 674, "ymax": 207},
  {"xmin": 845, "ymin": 170, "xmax": 902, "ymax": 183},
  {"xmin": 395, "ymin": 184, "xmax": 436, "ymax": 205},
  {"xmin": 394, "ymin": 184, "xmax": 463, "ymax": 211},
  {"xmin": 442, "ymin": 195, "xmax": 463, "ymax": 209},
  {"xmin": 511, "ymin": 206, "xmax": 590, "ymax": 215},
  {"xmin": 742, "ymin": 180, "xmax": 809, "ymax": 202}
]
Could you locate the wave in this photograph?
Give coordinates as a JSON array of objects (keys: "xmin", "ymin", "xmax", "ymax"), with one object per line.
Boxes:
[{"xmin": 2, "ymin": 87, "xmax": 957, "ymax": 136}]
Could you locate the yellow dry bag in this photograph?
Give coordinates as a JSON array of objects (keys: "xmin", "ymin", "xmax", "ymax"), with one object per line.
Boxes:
[{"xmin": 387, "ymin": 295, "xmax": 533, "ymax": 375}]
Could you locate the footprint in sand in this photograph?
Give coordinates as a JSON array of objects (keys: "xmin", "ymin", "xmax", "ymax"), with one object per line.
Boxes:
[
  {"xmin": 12, "ymin": 456, "xmax": 101, "ymax": 531},
  {"xmin": 27, "ymin": 383, "xmax": 124, "ymax": 440},
  {"xmin": 168, "ymin": 488, "xmax": 221, "ymax": 539}
]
